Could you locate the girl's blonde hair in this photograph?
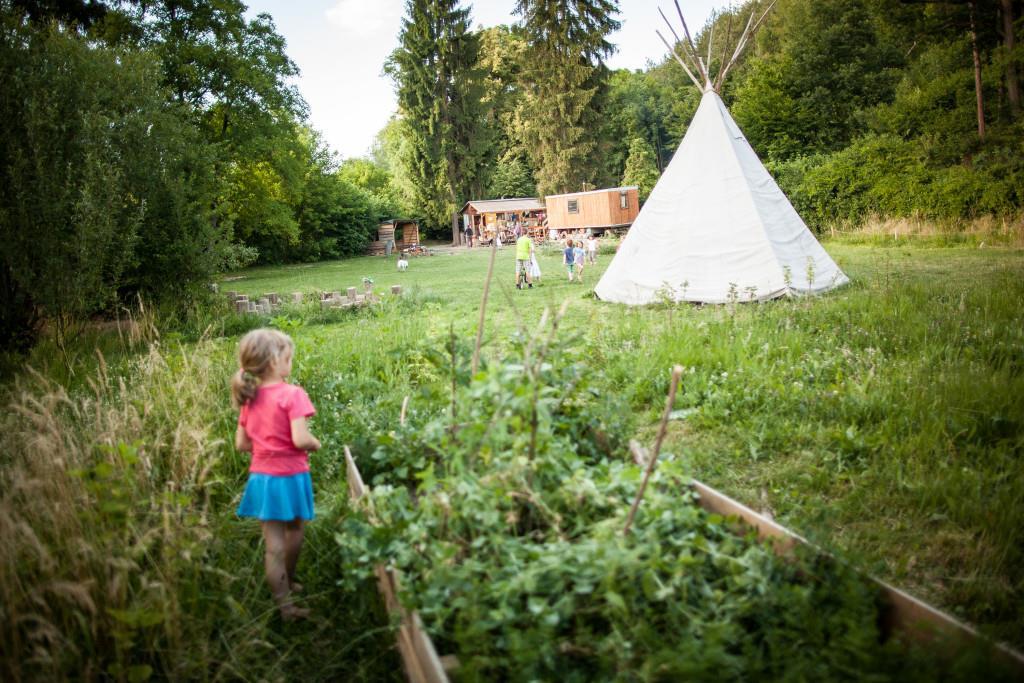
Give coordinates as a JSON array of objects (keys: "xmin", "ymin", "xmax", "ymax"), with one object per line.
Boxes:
[{"xmin": 231, "ymin": 328, "xmax": 295, "ymax": 407}]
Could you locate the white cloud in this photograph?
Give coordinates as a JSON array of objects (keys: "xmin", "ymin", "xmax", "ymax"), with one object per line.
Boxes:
[{"xmin": 326, "ymin": 0, "xmax": 403, "ymax": 35}]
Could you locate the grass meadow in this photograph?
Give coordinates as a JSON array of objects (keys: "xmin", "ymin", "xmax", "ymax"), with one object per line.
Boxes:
[{"xmin": 1, "ymin": 234, "xmax": 1022, "ymax": 679}]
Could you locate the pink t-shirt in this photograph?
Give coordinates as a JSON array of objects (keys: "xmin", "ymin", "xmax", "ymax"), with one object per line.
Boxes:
[{"xmin": 238, "ymin": 383, "xmax": 316, "ymax": 475}]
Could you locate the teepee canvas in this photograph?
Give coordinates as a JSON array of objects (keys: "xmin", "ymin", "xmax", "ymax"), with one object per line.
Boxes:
[{"xmin": 595, "ymin": 2, "xmax": 848, "ymax": 305}]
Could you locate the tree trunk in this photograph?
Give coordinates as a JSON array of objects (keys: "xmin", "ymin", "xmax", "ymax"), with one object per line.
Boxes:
[
  {"xmin": 969, "ymin": 1, "xmax": 987, "ymax": 140},
  {"xmin": 1002, "ymin": 0, "xmax": 1021, "ymax": 117}
]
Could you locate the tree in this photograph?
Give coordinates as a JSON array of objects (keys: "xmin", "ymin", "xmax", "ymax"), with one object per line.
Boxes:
[
  {"xmin": 488, "ymin": 152, "xmax": 537, "ymax": 198},
  {"xmin": 731, "ymin": 0, "xmax": 903, "ymax": 161},
  {"xmin": 512, "ymin": 0, "xmax": 620, "ymax": 196},
  {"xmin": 476, "ymin": 25, "xmax": 529, "ymax": 195},
  {"xmin": 388, "ymin": 0, "xmax": 487, "ymax": 237},
  {"xmin": 116, "ymin": 0, "xmax": 309, "ymax": 258},
  {"xmin": 0, "ymin": 19, "xmax": 226, "ymax": 351},
  {"xmin": 621, "ymin": 137, "xmax": 660, "ymax": 203}
]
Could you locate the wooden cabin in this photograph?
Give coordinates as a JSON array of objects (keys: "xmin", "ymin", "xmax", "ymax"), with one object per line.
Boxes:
[
  {"xmin": 459, "ymin": 198, "xmax": 546, "ymax": 245},
  {"xmin": 545, "ymin": 186, "xmax": 639, "ymax": 236},
  {"xmin": 368, "ymin": 219, "xmax": 420, "ymax": 256}
]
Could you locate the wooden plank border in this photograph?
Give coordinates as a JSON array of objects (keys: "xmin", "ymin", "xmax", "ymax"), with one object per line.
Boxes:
[
  {"xmin": 345, "ymin": 448, "xmax": 453, "ymax": 683},
  {"xmin": 690, "ymin": 479, "xmax": 1024, "ymax": 673}
]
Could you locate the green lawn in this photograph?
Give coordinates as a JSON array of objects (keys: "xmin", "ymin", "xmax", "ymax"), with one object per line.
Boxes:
[{"xmin": 224, "ymin": 240, "xmax": 1024, "ymax": 647}]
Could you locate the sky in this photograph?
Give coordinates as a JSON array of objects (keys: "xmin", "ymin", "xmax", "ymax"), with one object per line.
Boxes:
[{"xmin": 244, "ymin": 0, "xmax": 724, "ymax": 160}]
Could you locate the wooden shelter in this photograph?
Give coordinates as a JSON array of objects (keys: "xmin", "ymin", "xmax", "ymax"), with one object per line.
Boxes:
[
  {"xmin": 459, "ymin": 198, "xmax": 546, "ymax": 245},
  {"xmin": 368, "ymin": 219, "xmax": 420, "ymax": 256},
  {"xmin": 545, "ymin": 186, "xmax": 639, "ymax": 236}
]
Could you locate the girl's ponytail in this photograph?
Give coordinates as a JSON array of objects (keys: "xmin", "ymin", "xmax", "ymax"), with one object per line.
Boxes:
[
  {"xmin": 231, "ymin": 328, "xmax": 294, "ymax": 408},
  {"xmin": 231, "ymin": 368, "xmax": 258, "ymax": 408}
]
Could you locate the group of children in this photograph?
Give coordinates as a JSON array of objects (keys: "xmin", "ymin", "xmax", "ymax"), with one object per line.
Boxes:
[{"xmin": 563, "ymin": 235, "xmax": 598, "ymax": 282}]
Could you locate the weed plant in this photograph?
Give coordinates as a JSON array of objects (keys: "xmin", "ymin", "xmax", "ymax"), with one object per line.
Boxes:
[{"xmin": 339, "ymin": 319, "xmax": 1016, "ymax": 681}]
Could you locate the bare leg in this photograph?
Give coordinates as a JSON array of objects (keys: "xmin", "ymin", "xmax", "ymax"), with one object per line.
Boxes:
[
  {"xmin": 262, "ymin": 521, "xmax": 308, "ymax": 620},
  {"xmin": 284, "ymin": 518, "xmax": 305, "ymax": 592}
]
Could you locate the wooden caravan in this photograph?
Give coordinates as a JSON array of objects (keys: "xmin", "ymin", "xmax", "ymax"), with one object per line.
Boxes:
[
  {"xmin": 369, "ymin": 219, "xmax": 420, "ymax": 256},
  {"xmin": 459, "ymin": 198, "xmax": 546, "ymax": 246},
  {"xmin": 545, "ymin": 186, "xmax": 639, "ymax": 236}
]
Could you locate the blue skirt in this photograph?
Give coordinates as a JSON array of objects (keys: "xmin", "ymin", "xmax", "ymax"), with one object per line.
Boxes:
[{"xmin": 237, "ymin": 472, "xmax": 315, "ymax": 521}]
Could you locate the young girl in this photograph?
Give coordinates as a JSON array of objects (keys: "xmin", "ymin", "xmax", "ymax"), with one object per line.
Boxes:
[
  {"xmin": 232, "ymin": 328, "xmax": 321, "ymax": 620},
  {"xmin": 573, "ymin": 240, "xmax": 586, "ymax": 282}
]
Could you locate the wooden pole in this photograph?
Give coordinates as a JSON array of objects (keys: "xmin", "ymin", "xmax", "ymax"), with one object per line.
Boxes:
[
  {"xmin": 969, "ymin": 1, "xmax": 987, "ymax": 141},
  {"xmin": 471, "ymin": 238, "xmax": 498, "ymax": 375},
  {"xmin": 623, "ymin": 365, "xmax": 684, "ymax": 536},
  {"xmin": 1002, "ymin": 0, "xmax": 1021, "ymax": 117}
]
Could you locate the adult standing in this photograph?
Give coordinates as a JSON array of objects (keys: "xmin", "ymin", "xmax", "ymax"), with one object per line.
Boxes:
[
  {"xmin": 465, "ymin": 224, "xmax": 474, "ymax": 248},
  {"xmin": 515, "ymin": 233, "xmax": 533, "ymax": 289}
]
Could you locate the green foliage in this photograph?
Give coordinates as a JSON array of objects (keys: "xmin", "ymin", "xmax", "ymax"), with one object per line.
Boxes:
[
  {"xmin": 0, "ymin": 18, "xmax": 229, "ymax": 349},
  {"xmin": 732, "ymin": 0, "xmax": 903, "ymax": 160},
  {"xmin": 512, "ymin": 0, "xmax": 621, "ymax": 196},
  {"xmin": 621, "ymin": 137, "xmax": 660, "ymax": 203},
  {"xmin": 602, "ymin": 68, "xmax": 679, "ymax": 180},
  {"xmin": 488, "ymin": 152, "xmax": 537, "ymax": 198}
]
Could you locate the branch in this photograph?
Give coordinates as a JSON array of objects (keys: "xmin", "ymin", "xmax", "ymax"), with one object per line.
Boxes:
[{"xmin": 623, "ymin": 365, "xmax": 684, "ymax": 536}]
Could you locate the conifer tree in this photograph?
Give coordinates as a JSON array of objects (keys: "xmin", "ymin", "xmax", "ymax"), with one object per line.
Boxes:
[
  {"xmin": 513, "ymin": 0, "xmax": 620, "ymax": 196},
  {"xmin": 489, "ymin": 152, "xmax": 537, "ymax": 198},
  {"xmin": 621, "ymin": 137, "xmax": 660, "ymax": 203},
  {"xmin": 389, "ymin": 0, "xmax": 486, "ymax": 236}
]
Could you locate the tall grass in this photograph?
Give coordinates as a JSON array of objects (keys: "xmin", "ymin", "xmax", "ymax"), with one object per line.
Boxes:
[
  {"xmin": 829, "ymin": 214, "xmax": 1024, "ymax": 247},
  {"xmin": 0, "ymin": 337, "xmax": 400, "ymax": 681}
]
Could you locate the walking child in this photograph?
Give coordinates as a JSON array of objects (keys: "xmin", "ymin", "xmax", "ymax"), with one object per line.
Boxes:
[
  {"xmin": 573, "ymin": 240, "xmax": 586, "ymax": 283},
  {"xmin": 586, "ymin": 234, "xmax": 598, "ymax": 265},
  {"xmin": 563, "ymin": 238, "xmax": 576, "ymax": 282},
  {"xmin": 232, "ymin": 329, "xmax": 320, "ymax": 620}
]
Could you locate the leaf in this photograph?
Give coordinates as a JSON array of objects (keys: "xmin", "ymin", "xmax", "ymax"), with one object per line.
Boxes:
[
  {"xmin": 127, "ymin": 665, "xmax": 153, "ymax": 683},
  {"xmin": 604, "ymin": 590, "xmax": 627, "ymax": 612}
]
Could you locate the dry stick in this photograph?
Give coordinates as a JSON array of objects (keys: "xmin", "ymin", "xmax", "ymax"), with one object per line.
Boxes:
[
  {"xmin": 656, "ymin": 8, "xmax": 703, "ymax": 79},
  {"xmin": 471, "ymin": 238, "xmax": 498, "ymax": 375},
  {"xmin": 449, "ymin": 323, "xmax": 457, "ymax": 440},
  {"xmin": 718, "ymin": 11, "xmax": 756, "ymax": 87},
  {"xmin": 674, "ymin": 0, "xmax": 707, "ymax": 84},
  {"xmin": 623, "ymin": 365, "xmax": 685, "ymax": 536},
  {"xmin": 657, "ymin": 9, "xmax": 703, "ymax": 88},
  {"xmin": 716, "ymin": 11, "xmax": 734, "ymax": 91},
  {"xmin": 656, "ymin": 30, "xmax": 703, "ymax": 90},
  {"xmin": 705, "ymin": 19, "xmax": 715, "ymax": 83},
  {"xmin": 719, "ymin": 0, "xmax": 777, "ymax": 86},
  {"xmin": 400, "ymin": 395, "xmax": 409, "ymax": 427}
]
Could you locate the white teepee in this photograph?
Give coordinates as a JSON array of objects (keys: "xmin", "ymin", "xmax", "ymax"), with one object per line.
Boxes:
[{"xmin": 595, "ymin": 2, "xmax": 848, "ymax": 305}]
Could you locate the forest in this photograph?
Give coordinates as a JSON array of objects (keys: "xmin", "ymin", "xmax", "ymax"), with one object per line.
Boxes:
[{"xmin": 0, "ymin": 0, "xmax": 1021, "ymax": 354}]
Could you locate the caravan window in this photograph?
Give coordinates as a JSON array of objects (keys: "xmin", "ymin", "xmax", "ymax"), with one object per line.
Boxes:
[
  {"xmin": 620, "ymin": 191, "xmax": 628, "ymax": 209},
  {"xmin": 568, "ymin": 199, "xmax": 579, "ymax": 214}
]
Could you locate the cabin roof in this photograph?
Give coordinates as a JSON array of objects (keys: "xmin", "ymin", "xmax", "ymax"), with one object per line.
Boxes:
[
  {"xmin": 545, "ymin": 186, "xmax": 638, "ymax": 200},
  {"xmin": 461, "ymin": 198, "xmax": 544, "ymax": 214}
]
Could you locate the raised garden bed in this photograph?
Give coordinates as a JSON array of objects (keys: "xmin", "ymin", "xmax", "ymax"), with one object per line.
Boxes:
[{"xmin": 345, "ymin": 450, "xmax": 1023, "ymax": 682}]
